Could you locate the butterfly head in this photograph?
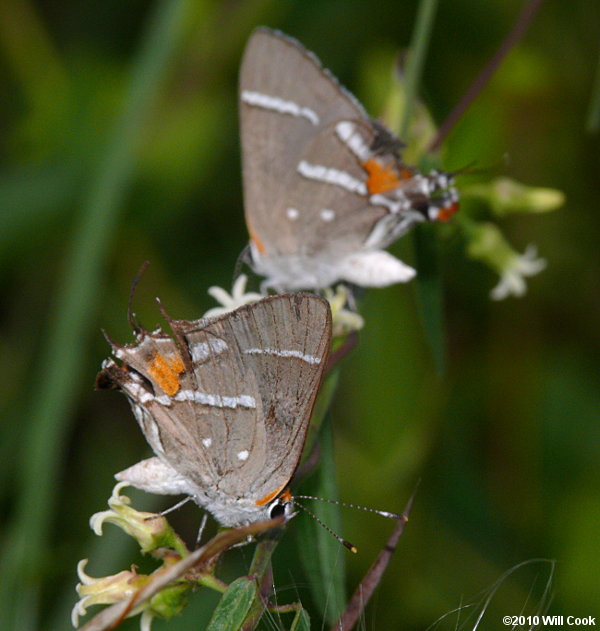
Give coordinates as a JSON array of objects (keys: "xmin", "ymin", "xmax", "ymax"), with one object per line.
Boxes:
[{"xmin": 264, "ymin": 488, "xmax": 295, "ymax": 521}]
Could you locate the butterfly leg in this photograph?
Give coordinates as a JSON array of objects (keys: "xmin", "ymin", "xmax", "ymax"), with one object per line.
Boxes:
[
  {"xmin": 159, "ymin": 495, "xmax": 193, "ymax": 516},
  {"xmin": 194, "ymin": 512, "xmax": 208, "ymax": 548}
]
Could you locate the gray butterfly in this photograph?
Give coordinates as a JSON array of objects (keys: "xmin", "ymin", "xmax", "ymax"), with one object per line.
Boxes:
[
  {"xmin": 239, "ymin": 28, "xmax": 458, "ymax": 292},
  {"xmin": 98, "ymin": 293, "xmax": 331, "ymax": 527}
]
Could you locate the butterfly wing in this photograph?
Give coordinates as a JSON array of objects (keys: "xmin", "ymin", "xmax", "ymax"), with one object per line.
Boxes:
[
  {"xmin": 170, "ymin": 293, "xmax": 332, "ymax": 501},
  {"xmin": 220, "ymin": 293, "xmax": 331, "ymax": 496},
  {"xmin": 103, "ymin": 295, "xmax": 331, "ymax": 505},
  {"xmin": 100, "ymin": 325, "xmax": 266, "ymax": 496},
  {"xmin": 240, "ymin": 28, "xmax": 381, "ymax": 258}
]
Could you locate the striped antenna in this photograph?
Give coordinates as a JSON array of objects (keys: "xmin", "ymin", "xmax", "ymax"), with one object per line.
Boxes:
[
  {"xmin": 128, "ymin": 260, "xmax": 150, "ymax": 332},
  {"xmin": 295, "ymin": 494, "xmax": 403, "ymax": 520},
  {"xmin": 292, "ymin": 498, "xmax": 357, "ymax": 553}
]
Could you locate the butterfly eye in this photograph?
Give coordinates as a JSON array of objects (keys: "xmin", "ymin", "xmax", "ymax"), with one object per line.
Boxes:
[
  {"xmin": 410, "ymin": 198, "xmax": 430, "ymax": 217},
  {"xmin": 269, "ymin": 501, "xmax": 286, "ymax": 519}
]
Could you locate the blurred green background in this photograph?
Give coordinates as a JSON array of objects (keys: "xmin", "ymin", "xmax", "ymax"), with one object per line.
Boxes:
[{"xmin": 1, "ymin": 0, "xmax": 598, "ymax": 629}]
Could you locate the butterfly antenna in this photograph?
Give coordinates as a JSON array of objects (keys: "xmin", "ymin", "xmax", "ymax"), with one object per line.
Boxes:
[
  {"xmin": 295, "ymin": 494, "xmax": 403, "ymax": 520},
  {"xmin": 234, "ymin": 244, "xmax": 252, "ymax": 284},
  {"xmin": 447, "ymin": 154, "xmax": 510, "ymax": 180},
  {"xmin": 128, "ymin": 260, "xmax": 151, "ymax": 332},
  {"xmin": 292, "ymin": 498, "xmax": 357, "ymax": 553}
]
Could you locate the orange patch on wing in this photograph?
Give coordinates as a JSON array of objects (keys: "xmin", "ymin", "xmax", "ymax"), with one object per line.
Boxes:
[
  {"xmin": 149, "ymin": 353, "xmax": 185, "ymax": 396},
  {"xmin": 247, "ymin": 225, "xmax": 266, "ymax": 255},
  {"xmin": 255, "ymin": 484, "xmax": 289, "ymax": 507},
  {"xmin": 362, "ymin": 159, "xmax": 402, "ymax": 194},
  {"xmin": 279, "ymin": 488, "xmax": 292, "ymax": 503},
  {"xmin": 397, "ymin": 167, "xmax": 414, "ymax": 180},
  {"xmin": 437, "ymin": 201, "xmax": 459, "ymax": 222}
]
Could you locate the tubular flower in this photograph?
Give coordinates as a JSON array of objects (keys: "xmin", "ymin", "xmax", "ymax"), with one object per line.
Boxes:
[
  {"xmin": 71, "ymin": 559, "xmax": 147, "ymax": 627},
  {"xmin": 324, "ymin": 284, "xmax": 365, "ymax": 337},
  {"xmin": 467, "ymin": 222, "xmax": 546, "ymax": 300},
  {"xmin": 90, "ymin": 482, "xmax": 187, "ymax": 556}
]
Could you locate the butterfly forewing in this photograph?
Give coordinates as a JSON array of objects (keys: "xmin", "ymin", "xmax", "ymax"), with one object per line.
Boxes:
[
  {"xmin": 240, "ymin": 28, "xmax": 371, "ymax": 258},
  {"xmin": 187, "ymin": 294, "xmax": 331, "ymax": 499},
  {"xmin": 102, "ymin": 327, "xmax": 265, "ymax": 495}
]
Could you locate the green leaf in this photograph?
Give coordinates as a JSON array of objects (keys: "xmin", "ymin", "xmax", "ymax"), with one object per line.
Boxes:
[
  {"xmin": 290, "ymin": 607, "xmax": 311, "ymax": 631},
  {"xmin": 296, "ymin": 416, "xmax": 346, "ymax": 624},
  {"xmin": 206, "ymin": 576, "xmax": 257, "ymax": 631},
  {"xmin": 413, "ymin": 223, "xmax": 445, "ymax": 373}
]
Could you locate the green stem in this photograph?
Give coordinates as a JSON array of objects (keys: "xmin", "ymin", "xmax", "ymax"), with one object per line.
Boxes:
[
  {"xmin": 430, "ymin": 0, "xmax": 545, "ymax": 151},
  {"xmin": 586, "ymin": 44, "xmax": 600, "ymax": 132},
  {"xmin": 399, "ymin": 0, "xmax": 440, "ymax": 138},
  {"xmin": 240, "ymin": 535, "xmax": 283, "ymax": 631},
  {"xmin": 197, "ymin": 572, "xmax": 229, "ymax": 594}
]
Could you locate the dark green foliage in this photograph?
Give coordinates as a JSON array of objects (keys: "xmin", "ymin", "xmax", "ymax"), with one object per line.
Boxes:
[{"xmin": 1, "ymin": 1, "xmax": 598, "ymax": 630}]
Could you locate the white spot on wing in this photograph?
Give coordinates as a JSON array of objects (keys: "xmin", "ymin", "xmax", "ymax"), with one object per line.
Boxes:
[
  {"xmin": 336, "ymin": 121, "xmax": 371, "ymax": 161},
  {"xmin": 286, "ymin": 208, "xmax": 299, "ymax": 220},
  {"xmin": 244, "ymin": 347, "xmax": 321, "ymax": 365},
  {"xmin": 123, "ymin": 381, "xmax": 159, "ymax": 405},
  {"xmin": 241, "ymin": 90, "xmax": 319, "ymax": 126},
  {"xmin": 169, "ymin": 390, "xmax": 256, "ymax": 409},
  {"xmin": 320, "ymin": 208, "xmax": 335, "ymax": 222},
  {"xmin": 202, "ymin": 438, "xmax": 212, "ymax": 448},
  {"xmin": 237, "ymin": 450, "xmax": 249, "ymax": 461},
  {"xmin": 190, "ymin": 337, "xmax": 228, "ymax": 362},
  {"xmin": 139, "ymin": 392, "xmax": 154, "ymax": 404},
  {"xmin": 370, "ymin": 193, "xmax": 409, "ymax": 214},
  {"xmin": 297, "ymin": 161, "xmax": 367, "ymax": 195}
]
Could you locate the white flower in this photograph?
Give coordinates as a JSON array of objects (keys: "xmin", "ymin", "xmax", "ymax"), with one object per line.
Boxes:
[
  {"xmin": 74, "ymin": 484, "xmax": 190, "ymax": 629},
  {"xmin": 89, "ymin": 482, "xmax": 187, "ymax": 555},
  {"xmin": 324, "ymin": 285, "xmax": 365, "ymax": 337},
  {"xmin": 467, "ymin": 222, "xmax": 546, "ymax": 301},
  {"xmin": 141, "ymin": 610, "xmax": 155, "ymax": 631},
  {"xmin": 203, "ymin": 274, "xmax": 263, "ymax": 318},
  {"xmin": 490, "ymin": 244, "xmax": 546, "ymax": 300},
  {"xmin": 203, "ymin": 275, "xmax": 363, "ymax": 335},
  {"xmin": 71, "ymin": 559, "xmax": 143, "ymax": 627}
]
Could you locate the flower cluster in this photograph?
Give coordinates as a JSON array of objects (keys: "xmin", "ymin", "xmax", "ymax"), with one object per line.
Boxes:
[
  {"xmin": 466, "ymin": 222, "xmax": 547, "ymax": 300},
  {"xmin": 374, "ymin": 57, "xmax": 562, "ymax": 301},
  {"xmin": 458, "ymin": 176, "xmax": 563, "ymax": 300},
  {"xmin": 72, "ymin": 484, "xmax": 190, "ymax": 630},
  {"xmin": 203, "ymin": 274, "xmax": 364, "ymax": 336}
]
